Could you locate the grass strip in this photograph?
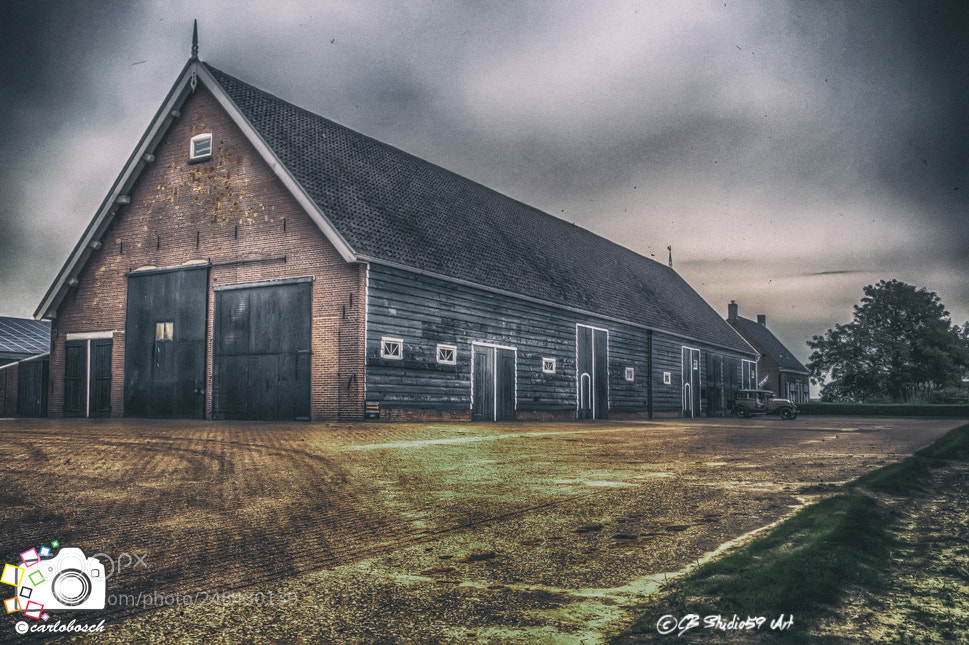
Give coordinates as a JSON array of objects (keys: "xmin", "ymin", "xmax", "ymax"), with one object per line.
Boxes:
[
  {"xmin": 853, "ymin": 422, "xmax": 969, "ymax": 495},
  {"xmin": 612, "ymin": 495, "xmax": 891, "ymax": 642},
  {"xmin": 611, "ymin": 423, "xmax": 969, "ymax": 643}
]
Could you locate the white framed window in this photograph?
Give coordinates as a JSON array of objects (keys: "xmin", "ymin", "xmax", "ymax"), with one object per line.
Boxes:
[
  {"xmin": 380, "ymin": 337, "xmax": 403, "ymax": 360},
  {"xmin": 155, "ymin": 322, "xmax": 174, "ymax": 341},
  {"xmin": 436, "ymin": 344, "xmax": 457, "ymax": 365},
  {"xmin": 625, "ymin": 367, "xmax": 635, "ymax": 382},
  {"xmin": 190, "ymin": 133, "xmax": 212, "ymax": 161},
  {"xmin": 542, "ymin": 358, "xmax": 556, "ymax": 374},
  {"xmin": 663, "ymin": 371, "xmax": 672, "ymax": 385}
]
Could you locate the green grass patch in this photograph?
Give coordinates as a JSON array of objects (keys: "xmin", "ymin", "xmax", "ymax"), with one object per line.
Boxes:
[
  {"xmin": 680, "ymin": 495, "xmax": 890, "ymax": 615},
  {"xmin": 612, "ymin": 495, "xmax": 891, "ymax": 641},
  {"xmin": 852, "ymin": 422, "xmax": 969, "ymax": 495},
  {"xmin": 851, "ymin": 456, "xmax": 937, "ymax": 495},
  {"xmin": 611, "ymin": 423, "xmax": 969, "ymax": 642},
  {"xmin": 915, "ymin": 422, "xmax": 969, "ymax": 461}
]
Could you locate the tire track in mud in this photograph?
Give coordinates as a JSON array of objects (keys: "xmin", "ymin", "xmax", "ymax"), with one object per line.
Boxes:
[{"xmin": 0, "ymin": 422, "xmax": 444, "ymax": 622}]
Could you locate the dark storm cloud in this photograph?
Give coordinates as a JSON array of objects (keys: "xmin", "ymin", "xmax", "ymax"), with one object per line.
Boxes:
[
  {"xmin": 776, "ymin": 3, "xmax": 969, "ymax": 262},
  {"xmin": 0, "ymin": 2, "xmax": 127, "ymax": 315},
  {"xmin": 0, "ymin": 1, "xmax": 137, "ymax": 310},
  {"xmin": 1, "ymin": 1, "xmax": 966, "ymax": 366}
]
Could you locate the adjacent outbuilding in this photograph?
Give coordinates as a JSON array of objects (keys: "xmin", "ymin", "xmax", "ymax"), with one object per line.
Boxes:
[
  {"xmin": 0, "ymin": 317, "xmax": 51, "ymax": 417},
  {"xmin": 36, "ymin": 47, "xmax": 757, "ymax": 421},
  {"xmin": 726, "ymin": 301, "xmax": 811, "ymax": 404}
]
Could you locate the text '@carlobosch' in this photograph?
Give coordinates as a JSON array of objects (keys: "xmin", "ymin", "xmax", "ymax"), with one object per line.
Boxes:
[
  {"xmin": 107, "ymin": 590, "xmax": 298, "ymax": 610},
  {"xmin": 657, "ymin": 613, "xmax": 794, "ymax": 637}
]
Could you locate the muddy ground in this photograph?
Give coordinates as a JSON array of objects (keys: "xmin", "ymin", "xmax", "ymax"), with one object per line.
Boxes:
[{"xmin": 0, "ymin": 416, "xmax": 960, "ymax": 642}]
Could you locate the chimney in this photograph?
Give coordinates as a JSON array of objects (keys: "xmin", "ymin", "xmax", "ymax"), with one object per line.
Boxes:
[
  {"xmin": 757, "ymin": 314, "xmax": 767, "ymax": 327},
  {"xmin": 728, "ymin": 300, "xmax": 738, "ymax": 321}
]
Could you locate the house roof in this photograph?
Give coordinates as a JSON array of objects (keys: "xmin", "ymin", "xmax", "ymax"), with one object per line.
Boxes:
[
  {"xmin": 730, "ymin": 316, "xmax": 809, "ymax": 374},
  {"xmin": 37, "ymin": 58, "xmax": 754, "ymax": 356},
  {"xmin": 0, "ymin": 317, "xmax": 50, "ymax": 360}
]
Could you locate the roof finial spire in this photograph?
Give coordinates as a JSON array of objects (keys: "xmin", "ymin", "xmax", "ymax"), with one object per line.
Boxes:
[{"xmin": 191, "ymin": 19, "xmax": 199, "ymax": 60}]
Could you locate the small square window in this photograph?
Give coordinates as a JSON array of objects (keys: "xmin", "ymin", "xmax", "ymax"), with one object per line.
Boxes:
[
  {"xmin": 625, "ymin": 367, "xmax": 635, "ymax": 382},
  {"xmin": 190, "ymin": 133, "xmax": 212, "ymax": 161},
  {"xmin": 155, "ymin": 322, "xmax": 174, "ymax": 341},
  {"xmin": 542, "ymin": 358, "xmax": 556, "ymax": 374},
  {"xmin": 663, "ymin": 371, "xmax": 672, "ymax": 385},
  {"xmin": 380, "ymin": 337, "xmax": 403, "ymax": 360},
  {"xmin": 436, "ymin": 344, "xmax": 457, "ymax": 365}
]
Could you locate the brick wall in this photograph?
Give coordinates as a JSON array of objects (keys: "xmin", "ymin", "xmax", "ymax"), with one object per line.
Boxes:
[{"xmin": 50, "ymin": 85, "xmax": 366, "ymax": 420}]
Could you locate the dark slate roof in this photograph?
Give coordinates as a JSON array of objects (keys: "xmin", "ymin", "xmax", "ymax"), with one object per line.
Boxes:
[
  {"xmin": 732, "ymin": 317, "xmax": 809, "ymax": 374},
  {"xmin": 207, "ymin": 64, "xmax": 753, "ymax": 355},
  {"xmin": 0, "ymin": 317, "xmax": 50, "ymax": 360}
]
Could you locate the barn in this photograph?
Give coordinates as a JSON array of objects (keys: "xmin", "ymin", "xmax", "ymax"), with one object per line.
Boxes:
[{"xmin": 35, "ymin": 48, "xmax": 757, "ymax": 421}]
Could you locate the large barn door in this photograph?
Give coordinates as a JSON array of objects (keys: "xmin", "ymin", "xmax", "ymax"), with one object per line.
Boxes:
[
  {"xmin": 125, "ymin": 266, "xmax": 208, "ymax": 418},
  {"xmin": 213, "ymin": 279, "xmax": 312, "ymax": 421},
  {"xmin": 472, "ymin": 344, "xmax": 515, "ymax": 421},
  {"xmin": 577, "ymin": 325, "xmax": 608, "ymax": 420}
]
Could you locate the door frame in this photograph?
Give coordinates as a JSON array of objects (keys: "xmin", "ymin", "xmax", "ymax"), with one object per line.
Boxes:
[
  {"xmin": 64, "ymin": 331, "xmax": 113, "ymax": 418},
  {"xmin": 471, "ymin": 342, "xmax": 517, "ymax": 421},
  {"xmin": 576, "ymin": 324, "xmax": 609, "ymax": 420},
  {"xmin": 681, "ymin": 346, "xmax": 701, "ymax": 418}
]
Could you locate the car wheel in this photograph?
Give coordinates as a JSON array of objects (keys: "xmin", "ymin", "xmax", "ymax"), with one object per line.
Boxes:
[
  {"xmin": 736, "ymin": 406, "xmax": 750, "ymax": 418},
  {"xmin": 780, "ymin": 408, "xmax": 795, "ymax": 420}
]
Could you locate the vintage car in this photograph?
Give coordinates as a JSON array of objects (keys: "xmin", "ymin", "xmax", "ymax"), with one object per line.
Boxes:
[{"xmin": 730, "ymin": 389, "xmax": 799, "ymax": 420}]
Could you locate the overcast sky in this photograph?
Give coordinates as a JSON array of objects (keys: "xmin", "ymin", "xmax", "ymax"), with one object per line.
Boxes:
[{"xmin": 1, "ymin": 0, "xmax": 966, "ymax": 365}]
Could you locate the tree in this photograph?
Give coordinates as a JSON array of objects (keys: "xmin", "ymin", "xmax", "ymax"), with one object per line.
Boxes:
[{"xmin": 807, "ymin": 280, "xmax": 969, "ymax": 402}]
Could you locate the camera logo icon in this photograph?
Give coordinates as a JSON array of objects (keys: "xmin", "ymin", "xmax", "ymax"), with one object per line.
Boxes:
[
  {"xmin": 3, "ymin": 544, "xmax": 105, "ymax": 620},
  {"xmin": 25, "ymin": 548, "xmax": 105, "ymax": 611}
]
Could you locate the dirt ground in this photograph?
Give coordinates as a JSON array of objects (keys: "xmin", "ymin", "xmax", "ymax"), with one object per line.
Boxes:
[{"xmin": 0, "ymin": 416, "xmax": 960, "ymax": 643}]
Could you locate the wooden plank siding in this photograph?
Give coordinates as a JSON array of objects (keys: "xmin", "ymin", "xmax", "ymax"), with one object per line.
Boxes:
[{"xmin": 365, "ymin": 263, "xmax": 751, "ymax": 419}]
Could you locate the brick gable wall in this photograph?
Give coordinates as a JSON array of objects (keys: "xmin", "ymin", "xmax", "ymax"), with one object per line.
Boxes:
[{"xmin": 50, "ymin": 85, "xmax": 366, "ymax": 420}]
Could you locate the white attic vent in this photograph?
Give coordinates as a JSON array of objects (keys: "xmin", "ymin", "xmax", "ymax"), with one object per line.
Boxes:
[{"xmin": 190, "ymin": 133, "xmax": 212, "ymax": 161}]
